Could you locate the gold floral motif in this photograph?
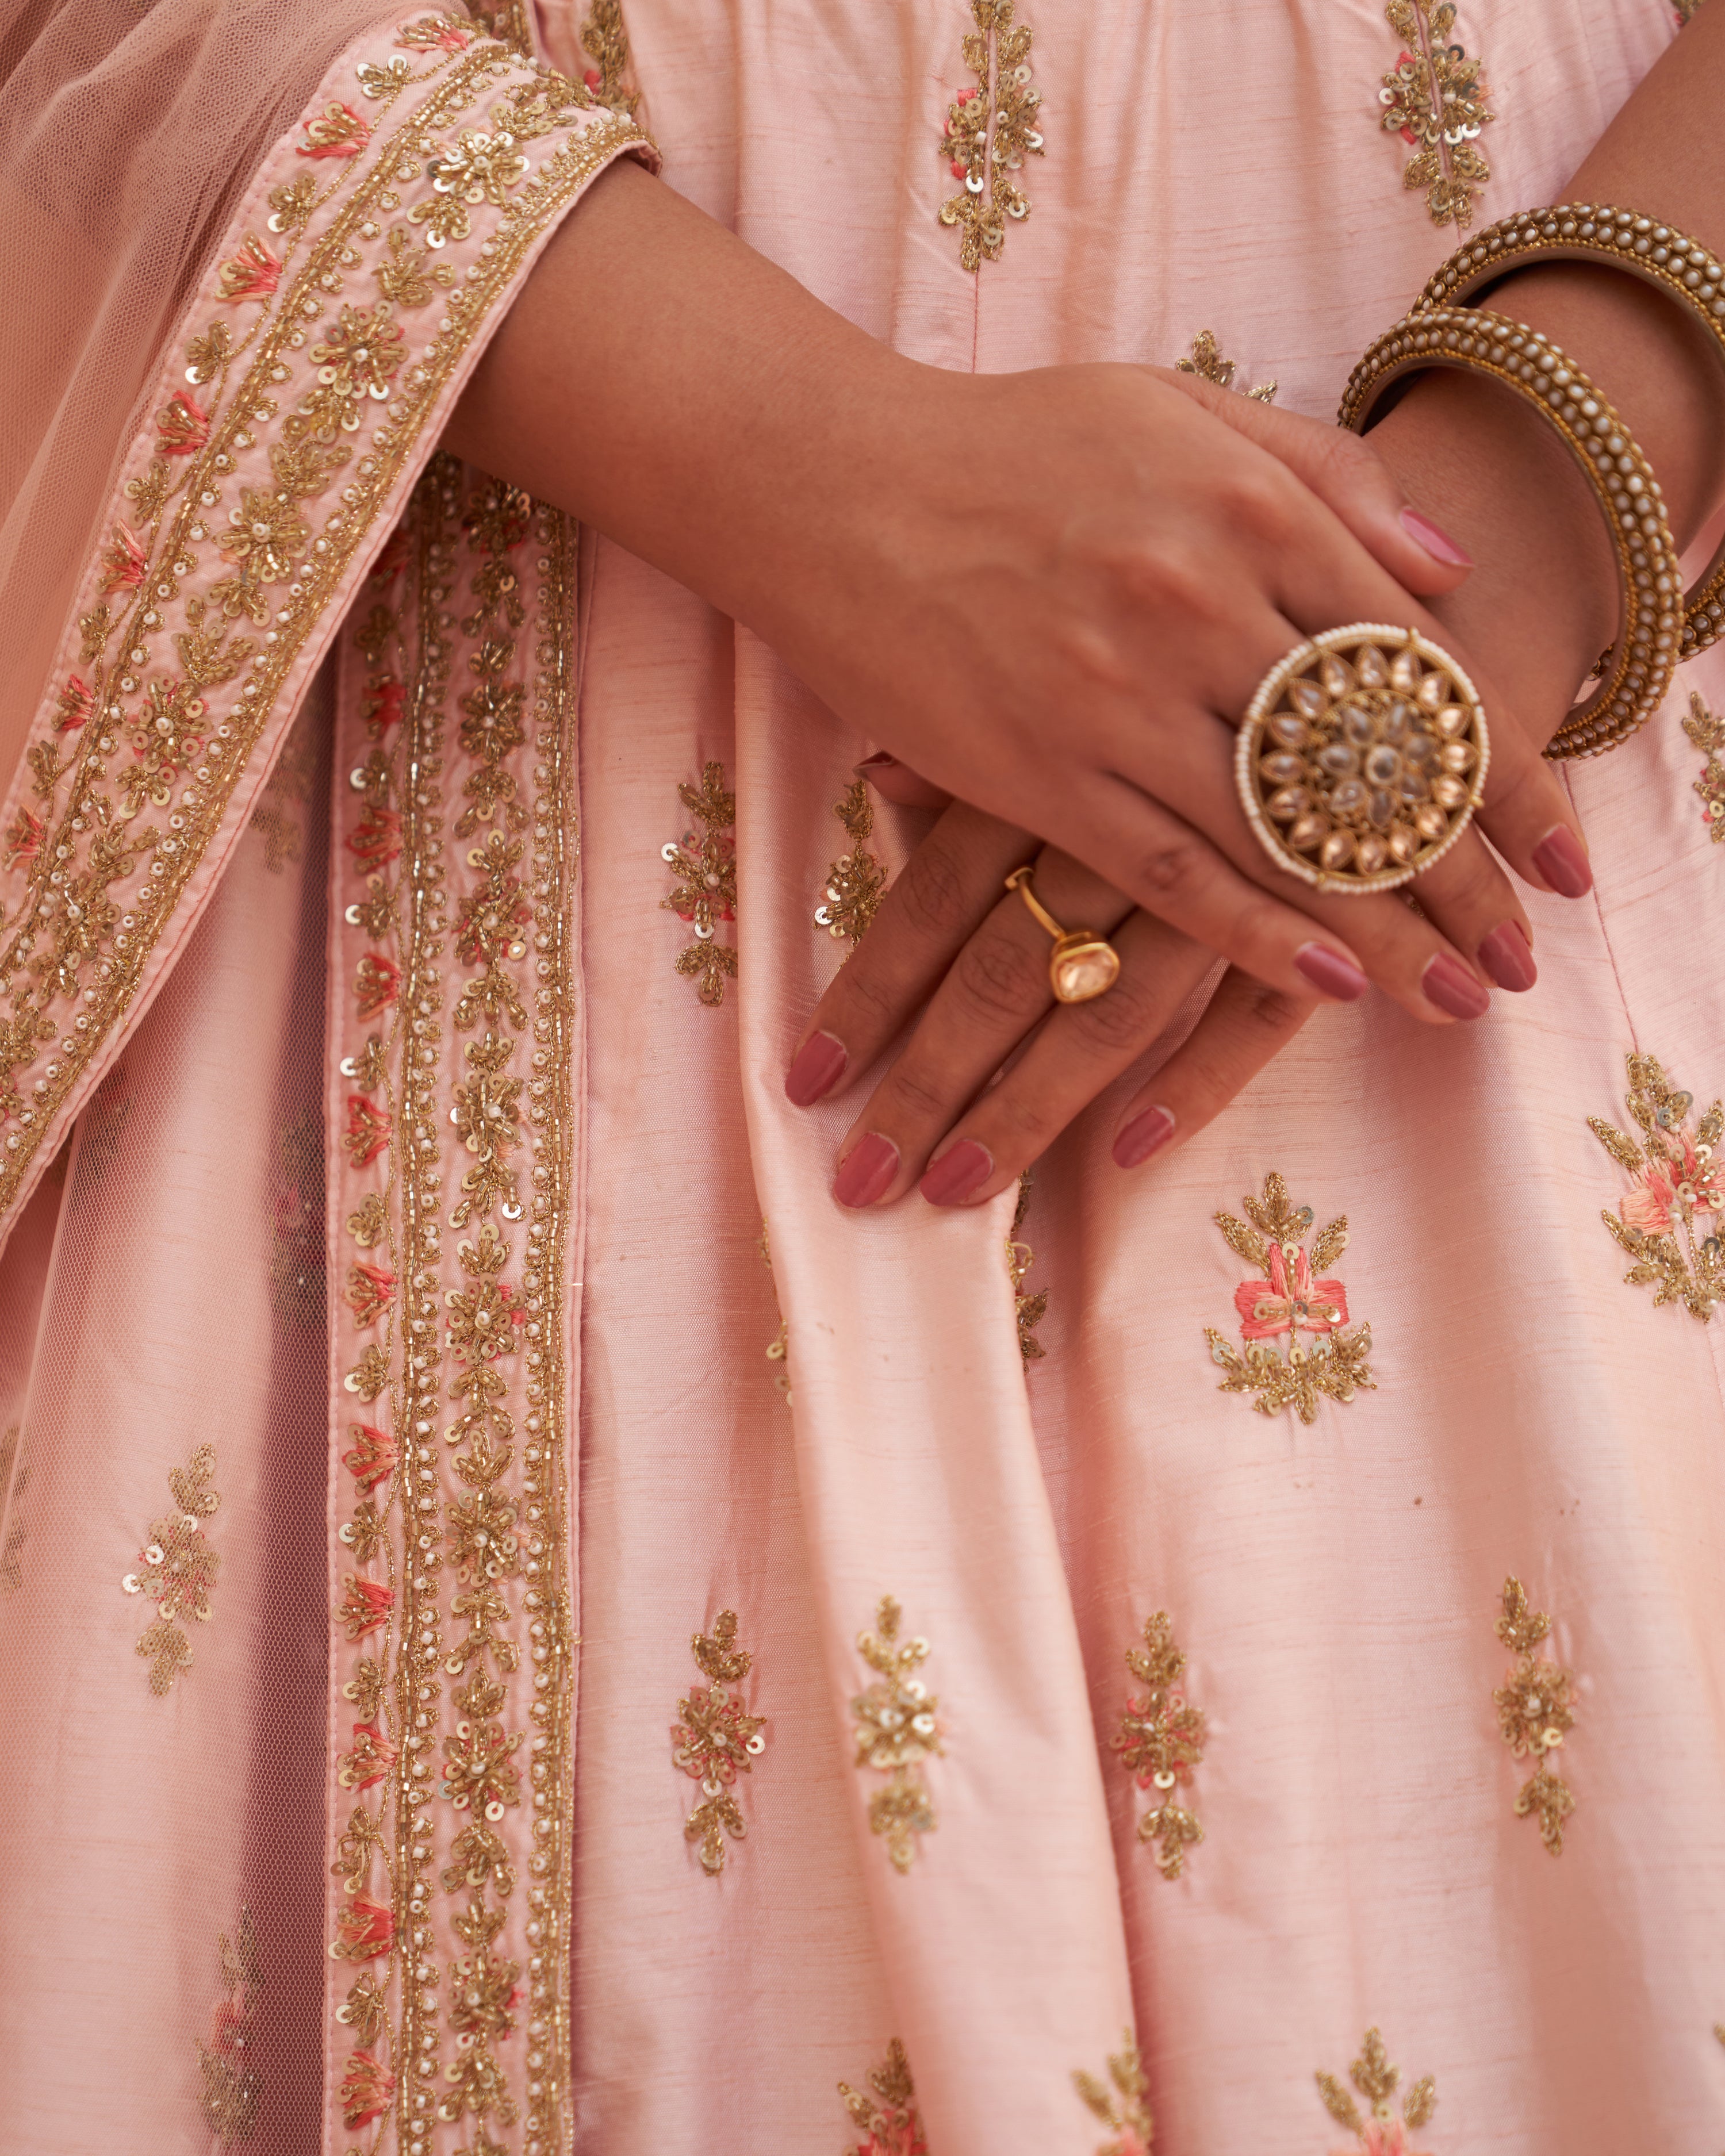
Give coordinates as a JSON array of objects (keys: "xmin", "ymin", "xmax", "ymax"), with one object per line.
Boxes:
[
  {"xmin": 1007, "ymin": 1168, "xmax": 1047, "ymax": 1363},
  {"xmin": 1205, "ymin": 1173, "xmax": 1375, "ymax": 1423},
  {"xmin": 839, "ymin": 2039, "xmax": 927, "ymax": 2156},
  {"xmin": 1073, "ymin": 2031, "xmax": 1153, "ymax": 2156},
  {"xmin": 1317, "ymin": 2028, "xmax": 1437, "ymax": 2151},
  {"xmin": 198, "ymin": 1909, "xmax": 264, "ymax": 2150},
  {"xmin": 1176, "ymin": 329, "xmax": 1278, "ymax": 404},
  {"xmin": 1110, "ymin": 1612, "xmax": 1206, "ymax": 1880},
  {"xmin": 852, "ymin": 1596, "xmax": 941, "ymax": 1873},
  {"xmin": 579, "ymin": 0, "xmax": 641, "ymax": 116},
  {"xmin": 1590, "ymin": 1052, "xmax": 1725, "ymax": 1321},
  {"xmin": 1376, "ymin": 0, "xmax": 1493, "ymax": 229},
  {"xmin": 661, "ymin": 762, "xmax": 738, "ymax": 1005},
  {"xmin": 1684, "ymin": 693, "xmax": 1725, "ymax": 840},
  {"xmin": 672, "ymin": 1610, "xmax": 768, "ymax": 1874},
  {"xmin": 815, "ymin": 778, "xmax": 888, "ymax": 945},
  {"xmin": 1494, "ymin": 1576, "xmax": 1577, "ymax": 1855},
  {"xmin": 938, "ymin": 0, "xmax": 1044, "ymax": 271},
  {"xmin": 120, "ymin": 1444, "xmax": 221, "ymax": 1693}
]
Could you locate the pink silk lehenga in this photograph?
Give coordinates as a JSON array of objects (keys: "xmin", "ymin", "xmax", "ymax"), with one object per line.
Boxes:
[{"xmin": 1, "ymin": 3, "xmax": 1723, "ymax": 2153}]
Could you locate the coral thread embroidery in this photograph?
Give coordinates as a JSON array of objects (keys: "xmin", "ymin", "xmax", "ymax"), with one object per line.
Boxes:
[
  {"xmin": 1316, "ymin": 2028, "xmax": 1438, "ymax": 2154},
  {"xmin": 120, "ymin": 1443, "xmax": 221, "ymax": 1692},
  {"xmin": 839, "ymin": 2039, "xmax": 928, "ymax": 2156},
  {"xmin": 1589, "ymin": 1052, "xmax": 1725, "ymax": 1320},
  {"xmin": 672, "ymin": 1610, "xmax": 768, "ymax": 1874},
  {"xmin": 815, "ymin": 778, "xmax": 888, "ymax": 945},
  {"xmin": 1376, "ymin": 1, "xmax": 1493, "ymax": 229},
  {"xmin": 1072, "ymin": 2032, "xmax": 1154, "ymax": 2156},
  {"xmin": 1494, "ymin": 1576, "xmax": 1577, "ymax": 1855},
  {"xmin": 1176, "ymin": 329, "xmax": 1278, "ymax": 404},
  {"xmin": 852, "ymin": 1596, "xmax": 941, "ymax": 1873},
  {"xmin": 198, "ymin": 1909, "xmax": 264, "ymax": 2150},
  {"xmin": 938, "ymin": 0, "xmax": 1044, "ymax": 271},
  {"xmin": 661, "ymin": 762, "xmax": 738, "ymax": 1005},
  {"xmin": 1205, "ymin": 1173, "xmax": 1375, "ymax": 1422},
  {"xmin": 1683, "ymin": 693, "xmax": 1725, "ymax": 839},
  {"xmin": 1111, "ymin": 1612, "xmax": 1206, "ymax": 1878}
]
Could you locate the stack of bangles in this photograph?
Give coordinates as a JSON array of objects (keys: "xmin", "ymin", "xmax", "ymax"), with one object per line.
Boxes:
[{"xmin": 1008, "ymin": 204, "xmax": 1725, "ymax": 1006}]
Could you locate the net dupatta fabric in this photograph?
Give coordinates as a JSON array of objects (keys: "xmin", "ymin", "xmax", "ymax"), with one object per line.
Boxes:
[{"xmin": 0, "ymin": 6, "xmax": 649, "ymax": 2149}]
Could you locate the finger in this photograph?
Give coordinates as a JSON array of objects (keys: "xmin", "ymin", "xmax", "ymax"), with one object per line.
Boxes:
[
  {"xmin": 854, "ymin": 749, "xmax": 954, "ymax": 811},
  {"xmin": 832, "ymin": 849, "xmax": 1140, "ymax": 1207},
  {"xmin": 1111, "ymin": 968, "xmax": 1318, "ymax": 1170},
  {"xmin": 1161, "ymin": 369, "xmax": 1474, "ymax": 597},
  {"xmin": 915, "ymin": 911, "xmax": 1222, "ymax": 1206},
  {"xmin": 786, "ymin": 802, "xmax": 1031, "ymax": 1109}
]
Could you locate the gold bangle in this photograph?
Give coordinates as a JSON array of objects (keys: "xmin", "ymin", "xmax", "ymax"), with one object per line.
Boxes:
[
  {"xmin": 1417, "ymin": 204, "xmax": 1725, "ymax": 660},
  {"xmin": 1003, "ymin": 865, "xmax": 1121, "ymax": 1002},
  {"xmin": 1339, "ymin": 307, "xmax": 1684, "ymax": 759},
  {"xmin": 1235, "ymin": 624, "xmax": 1489, "ymax": 893}
]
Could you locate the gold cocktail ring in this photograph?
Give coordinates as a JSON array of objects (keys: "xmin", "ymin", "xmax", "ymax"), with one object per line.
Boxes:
[
  {"xmin": 1005, "ymin": 865, "xmax": 1122, "ymax": 1002},
  {"xmin": 1235, "ymin": 623, "xmax": 1490, "ymax": 893}
]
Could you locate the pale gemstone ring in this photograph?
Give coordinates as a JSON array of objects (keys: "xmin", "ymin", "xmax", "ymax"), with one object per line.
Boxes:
[
  {"xmin": 1005, "ymin": 864, "xmax": 1122, "ymax": 1002},
  {"xmin": 1235, "ymin": 623, "xmax": 1490, "ymax": 894}
]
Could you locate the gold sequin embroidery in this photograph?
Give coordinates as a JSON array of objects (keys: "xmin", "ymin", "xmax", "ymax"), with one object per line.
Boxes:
[
  {"xmin": 839, "ymin": 2039, "xmax": 926, "ymax": 2155},
  {"xmin": 1590, "ymin": 1052, "xmax": 1725, "ymax": 1321},
  {"xmin": 198, "ymin": 1909, "xmax": 264, "ymax": 2149},
  {"xmin": 120, "ymin": 1443, "xmax": 221, "ymax": 1693},
  {"xmin": 852, "ymin": 1595, "xmax": 941, "ymax": 1873},
  {"xmin": 815, "ymin": 778, "xmax": 888, "ymax": 946},
  {"xmin": 672, "ymin": 1610, "xmax": 768, "ymax": 1874},
  {"xmin": 661, "ymin": 762, "xmax": 737, "ymax": 1006},
  {"xmin": 1494, "ymin": 1576, "xmax": 1577, "ymax": 1855},
  {"xmin": 938, "ymin": 1, "xmax": 1044, "ymax": 271},
  {"xmin": 578, "ymin": 0, "xmax": 641, "ymax": 116},
  {"xmin": 1176, "ymin": 330, "xmax": 1278, "ymax": 405},
  {"xmin": 1007, "ymin": 1168, "xmax": 1047, "ymax": 1362},
  {"xmin": 1317, "ymin": 2028, "xmax": 1437, "ymax": 2151},
  {"xmin": 1205, "ymin": 1173, "xmax": 1375, "ymax": 1423},
  {"xmin": 1376, "ymin": 1, "xmax": 1494, "ymax": 229},
  {"xmin": 1072, "ymin": 2031, "xmax": 1153, "ymax": 2156},
  {"xmin": 1683, "ymin": 693, "xmax": 1725, "ymax": 840},
  {"xmin": 1110, "ymin": 1612, "xmax": 1206, "ymax": 1879}
]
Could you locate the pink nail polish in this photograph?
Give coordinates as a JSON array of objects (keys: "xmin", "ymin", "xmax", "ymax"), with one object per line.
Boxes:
[
  {"xmin": 1113, "ymin": 1104, "xmax": 1176, "ymax": 1169},
  {"xmin": 1532, "ymin": 824, "xmax": 1592, "ymax": 900},
  {"xmin": 1400, "ymin": 507, "xmax": 1473, "ymax": 568},
  {"xmin": 785, "ymin": 1030, "xmax": 848, "ymax": 1107},
  {"xmin": 1422, "ymin": 952, "xmax": 1490, "ymax": 1021},
  {"xmin": 1478, "ymin": 921, "xmax": 1537, "ymax": 993},
  {"xmin": 834, "ymin": 1131, "xmax": 899, "ymax": 1209},
  {"xmin": 919, "ymin": 1139, "xmax": 993, "ymax": 1207},
  {"xmin": 1294, "ymin": 943, "xmax": 1368, "ymax": 1002}
]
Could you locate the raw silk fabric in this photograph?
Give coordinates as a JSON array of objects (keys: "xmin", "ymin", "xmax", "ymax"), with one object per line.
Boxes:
[{"xmin": 1, "ymin": 5, "xmax": 1723, "ymax": 2156}]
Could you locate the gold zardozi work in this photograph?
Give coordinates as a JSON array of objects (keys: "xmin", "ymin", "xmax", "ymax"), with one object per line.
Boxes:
[
  {"xmin": 1684, "ymin": 694, "xmax": 1725, "ymax": 841},
  {"xmin": 120, "ymin": 1443, "xmax": 221, "ymax": 1693},
  {"xmin": 815, "ymin": 778, "xmax": 888, "ymax": 945},
  {"xmin": 1590, "ymin": 1052, "xmax": 1725, "ymax": 1321},
  {"xmin": 1072, "ymin": 2031, "xmax": 1153, "ymax": 2156},
  {"xmin": 661, "ymin": 762, "xmax": 738, "ymax": 1006},
  {"xmin": 1206, "ymin": 1173, "xmax": 1375, "ymax": 1422},
  {"xmin": 1317, "ymin": 2028, "xmax": 1438, "ymax": 2151},
  {"xmin": 1111, "ymin": 1612, "xmax": 1207, "ymax": 1879},
  {"xmin": 852, "ymin": 1596, "xmax": 942, "ymax": 1873},
  {"xmin": 672, "ymin": 1610, "xmax": 769, "ymax": 1875},
  {"xmin": 1376, "ymin": 0, "xmax": 1493, "ymax": 228},
  {"xmin": 938, "ymin": 0, "xmax": 1044, "ymax": 270},
  {"xmin": 839, "ymin": 2039, "xmax": 927, "ymax": 2156},
  {"xmin": 1176, "ymin": 330, "xmax": 1278, "ymax": 405},
  {"xmin": 1494, "ymin": 1576, "xmax": 1578, "ymax": 1855}
]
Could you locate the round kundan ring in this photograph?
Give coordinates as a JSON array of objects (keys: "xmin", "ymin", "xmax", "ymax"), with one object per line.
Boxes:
[
  {"xmin": 1236, "ymin": 624, "xmax": 1490, "ymax": 894},
  {"xmin": 1005, "ymin": 865, "xmax": 1122, "ymax": 1002}
]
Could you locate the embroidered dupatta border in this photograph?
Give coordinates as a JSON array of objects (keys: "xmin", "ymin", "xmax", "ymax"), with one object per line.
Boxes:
[{"xmin": 0, "ymin": 16, "xmax": 647, "ymax": 1232}]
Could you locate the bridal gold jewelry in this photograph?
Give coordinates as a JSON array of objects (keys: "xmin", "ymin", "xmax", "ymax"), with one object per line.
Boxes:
[
  {"xmin": 1339, "ymin": 308, "xmax": 1682, "ymax": 759},
  {"xmin": 1235, "ymin": 624, "xmax": 1489, "ymax": 893},
  {"xmin": 1418, "ymin": 204, "xmax": 1725, "ymax": 661},
  {"xmin": 1004, "ymin": 865, "xmax": 1121, "ymax": 1002}
]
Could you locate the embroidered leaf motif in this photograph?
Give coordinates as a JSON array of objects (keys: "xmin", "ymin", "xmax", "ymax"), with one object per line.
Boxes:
[
  {"xmin": 1684, "ymin": 692, "xmax": 1725, "ymax": 839},
  {"xmin": 838, "ymin": 2039, "xmax": 926, "ymax": 2156},
  {"xmin": 1591, "ymin": 1053, "xmax": 1725, "ymax": 1321},
  {"xmin": 937, "ymin": 0, "xmax": 1044, "ymax": 271},
  {"xmin": 661, "ymin": 761, "xmax": 738, "ymax": 1005},
  {"xmin": 1112, "ymin": 1612, "xmax": 1207, "ymax": 1879},
  {"xmin": 1206, "ymin": 1176, "xmax": 1374, "ymax": 1423},
  {"xmin": 1316, "ymin": 2028, "xmax": 1436, "ymax": 2149},
  {"xmin": 1072, "ymin": 2030, "xmax": 1153, "ymax": 2149},
  {"xmin": 1316, "ymin": 2073, "xmax": 1363, "ymax": 2133},
  {"xmin": 815, "ymin": 778, "xmax": 889, "ymax": 944},
  {"xmin": 1213, "ymin": 1211, "xmax": 1268, "ymax": 1269},
  {"xmin": 1375, "ymin": 0, "xmax": 1494, "ymax": 229},
  {"xmin": 852, "ymin": 1595, "xmax": 941, "ymax": 1872},
  {"xmin": 1494, "ymin": 1575, "xmax": 1577, "ymax": 1855}
]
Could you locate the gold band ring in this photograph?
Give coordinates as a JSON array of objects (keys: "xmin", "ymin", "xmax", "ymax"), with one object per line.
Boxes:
[
  {"xmin": 1005, "ymin": 866, "xmax": 1122, "ymax": 1002},
  {"xmin": 1236, "ymin": 623, "xmax": 1490, "ymax": 893}
]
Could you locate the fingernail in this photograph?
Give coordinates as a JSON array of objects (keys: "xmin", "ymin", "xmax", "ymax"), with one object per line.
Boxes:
[
  {"xmin": 1113, "ymin": 1104, "xmax": 1176, "ymax": 1169},
  {"xmin": 1400, "ymin": 507, "xmax": 1472, "ymax": 568},
  {"xmin": 854, "ymin": 750, "xmax": 898, "ymax": 773},
  {"xmin": 1422, "ymin": 951, "xmax": 1490, "ymax": 1021},
  {"xmin": 834, "ymin": 1131, "xmax": 899, "ymax": 1209},
  {"xmin": 1532, "ymin": 824, "xmax": 1593, "ymax": 900},
  {"xmin": 1294, "ymin": 943, "xmax": 1369, "ymax": 1002},
  {"xmin": 919, "ymin": 1138, "xmax": 994, "ymax": 1207},
  {"xmin": 1478, "ymin": 920, "xmax": 1537, "ymax": 993},
  {"xmin": 785, "ymin": 1030, "xmax": 848, "ymax": 1107}
]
